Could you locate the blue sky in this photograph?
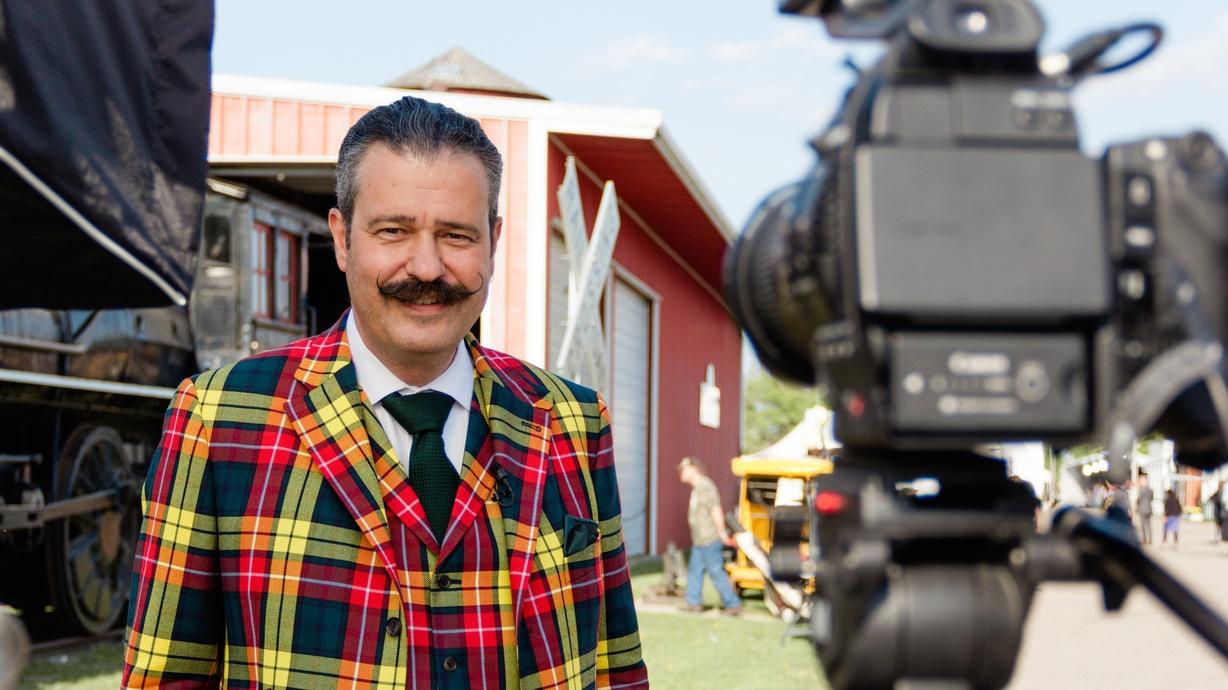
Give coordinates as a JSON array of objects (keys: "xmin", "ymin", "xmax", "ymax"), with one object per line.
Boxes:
[{"xmin": 213, "ymin": 1, "xmax": 1228, "ymax": 228}]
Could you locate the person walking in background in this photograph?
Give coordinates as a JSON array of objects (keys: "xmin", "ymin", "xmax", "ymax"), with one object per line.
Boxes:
[
  {"xmin": 1135, "ymin": 472, "xmax": 1154, "ymax": 545},
  {"xmin": 677, "ymin": 456, "xmax": 743, "ymax": 615},
  {"xmin": 1089, "ymin": 480, "xmax": 1107, "ymax": 509},
  {"xmin": 1210, "ymin": 480, "xmax": 1226, "ymax": 544},
  {"xmin": 1108, "ymin": 481, "xmax": 1131, "ymax": 520},
  {"xmin": 1162, "ymin": 488, "xmax": 1183, "ymax": 549}
]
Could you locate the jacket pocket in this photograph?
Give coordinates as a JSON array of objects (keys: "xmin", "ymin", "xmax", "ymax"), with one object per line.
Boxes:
[{"xmin": 563, "ymin": 514, "xmax": 599, "ymax": 558}]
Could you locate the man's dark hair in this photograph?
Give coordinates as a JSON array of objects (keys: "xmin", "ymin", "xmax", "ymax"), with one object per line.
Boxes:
[{"xmin": 335, "ymin": 95, "xmax": 502, "ymax": 239}]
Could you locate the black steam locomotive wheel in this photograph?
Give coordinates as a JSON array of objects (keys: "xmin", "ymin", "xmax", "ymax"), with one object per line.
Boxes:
[{"xmin": 44, "ymin": 425, "xmax": 139, "ymax": 635}]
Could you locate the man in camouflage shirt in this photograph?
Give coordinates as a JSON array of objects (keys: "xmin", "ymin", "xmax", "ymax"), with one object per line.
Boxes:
[{"xmin": 677, "ymin": 457, "xmax": 742, "ymax": 615}]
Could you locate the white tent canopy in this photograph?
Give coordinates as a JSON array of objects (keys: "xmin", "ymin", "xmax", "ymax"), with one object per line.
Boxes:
[{"xmin": 747, "ymin": 406, "xmax": 840, "ymax": 458}]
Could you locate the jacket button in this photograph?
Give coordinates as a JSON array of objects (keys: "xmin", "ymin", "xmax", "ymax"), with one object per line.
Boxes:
[
  {"xmin": 436, "ymin": 573, "xmax": 452, "ymax": 589},
  {"xmin": 385, "ymin": 617, "xmax": 401, "ymax": 637},
  {"xmin": 442, "ymin": 656, "xmax": 459, "ymax": 672}
]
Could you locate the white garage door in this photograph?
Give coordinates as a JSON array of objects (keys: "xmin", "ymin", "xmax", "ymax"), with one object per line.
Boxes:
[{"xmin": 610, "ymin": 277, "xmax": 652, "ymax": 556}]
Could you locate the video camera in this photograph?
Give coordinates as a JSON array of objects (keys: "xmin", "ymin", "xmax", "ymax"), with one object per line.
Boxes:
[{"xmin": 723, "ymin": 1, "xmax": 1228, "ymax": 688}]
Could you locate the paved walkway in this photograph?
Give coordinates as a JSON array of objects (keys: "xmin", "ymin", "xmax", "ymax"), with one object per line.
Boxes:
[{"xmin": 1010, "ymin": 520, "xmax": 1228, "ymax": 689}]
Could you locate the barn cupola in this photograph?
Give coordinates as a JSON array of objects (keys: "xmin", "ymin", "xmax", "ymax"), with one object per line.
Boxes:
[{"xmin": 384, "ymin": 46, "xmax": 549, "ymax": 101}]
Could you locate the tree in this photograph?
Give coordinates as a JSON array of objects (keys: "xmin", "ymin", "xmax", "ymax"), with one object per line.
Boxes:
[
  {"xmin": 741, "ymin": 373, "xmax": 822, "ymax": 453},
  {"xmin": 1136, "ymin": 431, "xmax": 1166, "ymax": 456}
]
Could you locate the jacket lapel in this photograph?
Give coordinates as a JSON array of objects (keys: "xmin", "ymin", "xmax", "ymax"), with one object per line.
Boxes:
[
  {"xmin": 436, "ymin": 391, "xmax": 495, "ymax": 559},
  {"xmin": 445, "ymin": 338, "xmax": 552, "ymax": 619},
  {"xmin": 283, "ymin": 321, "xmax": 403, "ymax": 589}
]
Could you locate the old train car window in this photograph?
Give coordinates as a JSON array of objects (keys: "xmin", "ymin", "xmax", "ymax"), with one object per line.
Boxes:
[
  {"xmin": 252, "ymin": 222, "xmax": 272, "ymax": 318},
  {"xmin": 203, "ymin": 215, "xmax": 232, "ymax": 264},
  {"xmin": 275, "ymin": 230, "xmax": 300, "ymax": 323}
]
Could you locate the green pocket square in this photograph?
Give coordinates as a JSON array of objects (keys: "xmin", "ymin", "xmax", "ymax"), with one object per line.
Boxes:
[{"xmin": 563, "ymin": 514, "xmax": 599, "ymax": 557}]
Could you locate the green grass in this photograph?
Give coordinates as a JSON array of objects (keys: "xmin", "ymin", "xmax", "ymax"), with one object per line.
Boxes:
[
  {"xmin": 630, "ymin": 557, "xmax": 829, "ymax": 690},
  {"xmin": 16, "ymin": 640, "xmax": 123, "ymax": 690},
  {"xmin": 16, "ymin": 560, "xmax": 829, "ymax": 689},
  {"xmin": 637, "ymin": 611, "xmax": 826, "ymax": 689}
]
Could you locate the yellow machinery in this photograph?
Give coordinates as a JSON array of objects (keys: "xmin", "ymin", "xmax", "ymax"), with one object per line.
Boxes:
[{"xmin": 725, "ymin": 454, "xmax": 833, "ymax": 603}]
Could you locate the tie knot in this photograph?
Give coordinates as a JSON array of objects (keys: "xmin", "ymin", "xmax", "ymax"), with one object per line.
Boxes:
[{"xmin": 382, "ymin": 390, "xmax": 453, "ymax": 435}]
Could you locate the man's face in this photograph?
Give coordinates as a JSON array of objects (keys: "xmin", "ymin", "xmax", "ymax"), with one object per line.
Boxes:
[
  {"xmin": 679, "ymin": 465, "xmax": 695, "ymax": 485},
  {"xmin": 328, "ymin": 144, "xmax": 501, "ymax": 381}
]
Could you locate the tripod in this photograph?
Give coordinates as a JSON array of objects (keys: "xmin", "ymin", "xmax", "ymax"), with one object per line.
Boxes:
[{"xmin": 786, "ymin": 451, "xmax": 1228, "ymax": 690}]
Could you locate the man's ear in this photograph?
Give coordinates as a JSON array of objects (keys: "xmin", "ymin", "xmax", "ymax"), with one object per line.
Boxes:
[
  {"xmin": 490, "ymin": 216, "xmax": 503, "ymax": 258},
  {"xmin": 327, "ymin": 208, "xmax": 349, "ymax": 272}
]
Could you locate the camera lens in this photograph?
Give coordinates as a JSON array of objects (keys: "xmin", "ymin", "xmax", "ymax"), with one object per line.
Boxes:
[
  {"xmin": 724, "ymin": 165, "xmax": 838, "ymax": 385},
  {"xmin": 725, "ymin": 181, "xmax": 817, "ymax": 384}
]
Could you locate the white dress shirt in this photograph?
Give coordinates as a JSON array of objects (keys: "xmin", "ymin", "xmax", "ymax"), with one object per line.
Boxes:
[{"xmin": 346, "ymin": 314, "xmax": 473, "ymax": 474}]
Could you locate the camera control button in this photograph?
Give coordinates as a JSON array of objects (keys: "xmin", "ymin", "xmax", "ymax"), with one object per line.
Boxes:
[
  {"xmin": 1012, "ymin": 108, "xmax": 1037, "ymax": 130},
  {"xmin": 1127, "ymin": 176, "xmax": 1152, "ymax": 207},
  {"xmin": 903, "ymin": 372, "xmax": 925, "ymax": 395},
  {"xmin": 1124, "ymin": 225, "xmax": 1156, "ymax": 254},
  {"xmin": 1043, "ymin": 109, "xmax": 1071, "ymax": 131},
  {"xmin": 1015, "ymin": 361, "xmax": 1050, "ymax": 404}
]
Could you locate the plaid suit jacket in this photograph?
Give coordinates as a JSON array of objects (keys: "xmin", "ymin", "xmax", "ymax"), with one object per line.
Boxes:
[{"xmin": 123, "ymin": 318, "xmax": 648, "ymax": 689}]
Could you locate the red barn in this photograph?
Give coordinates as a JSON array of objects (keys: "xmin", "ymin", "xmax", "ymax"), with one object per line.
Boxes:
[{"xmin": 207, "ymin": 48, "xmax": 741, "ymax": 556}]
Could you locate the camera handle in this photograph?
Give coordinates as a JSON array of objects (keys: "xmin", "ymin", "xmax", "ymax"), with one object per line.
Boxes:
[{"xmin": 1031, "ymin": 505, "xmax": 1228, "ymax": 658}]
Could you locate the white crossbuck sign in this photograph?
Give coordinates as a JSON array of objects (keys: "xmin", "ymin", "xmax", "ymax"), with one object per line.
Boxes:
[{"xmin": 555, "ymin": 156, "xmax": 620, "ymax": 391}]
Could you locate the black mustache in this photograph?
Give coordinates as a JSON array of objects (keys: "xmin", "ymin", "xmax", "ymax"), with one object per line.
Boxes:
[{"xmin": 377, "ymin": 276, "xmax": 483, "ymax": 305}]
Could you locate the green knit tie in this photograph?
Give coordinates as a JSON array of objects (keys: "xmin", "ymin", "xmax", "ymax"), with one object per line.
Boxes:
[{"xmin": 382, "ymin": 390, "xmax": 458, "ymax": 543}]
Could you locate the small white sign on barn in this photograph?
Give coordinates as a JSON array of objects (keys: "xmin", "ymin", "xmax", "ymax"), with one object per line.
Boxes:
[{"xmin": 699, "ymin": 363, "xmax": 721, "ymax": 429}]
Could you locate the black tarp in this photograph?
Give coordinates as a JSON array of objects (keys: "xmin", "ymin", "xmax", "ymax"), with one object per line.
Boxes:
[{"xmin": 0, "ymin": 0, "xmax": 213, "ymax": 308}]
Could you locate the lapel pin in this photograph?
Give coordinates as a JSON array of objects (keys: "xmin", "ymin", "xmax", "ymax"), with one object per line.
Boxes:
[{"xmin": 493, "ymin": 466, "xmax": 515, "ymax": 507}]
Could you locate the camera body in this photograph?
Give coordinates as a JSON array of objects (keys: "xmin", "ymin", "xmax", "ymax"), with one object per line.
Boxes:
[
  {"xmin": 726, "ymin": 1, "xmax": 1228, "ymax": 687},
  {"xmin": 727, "ymin": 0, "xmax": 1228, "ymax": 461}
]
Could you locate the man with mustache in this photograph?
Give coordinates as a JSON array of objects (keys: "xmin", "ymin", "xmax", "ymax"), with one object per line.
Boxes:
[{"xmin": 124, "ymin": 95, "xmax": 649, "ymax": 689}]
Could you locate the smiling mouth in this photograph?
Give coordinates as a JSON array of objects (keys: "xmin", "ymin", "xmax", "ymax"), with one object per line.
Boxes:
[{"xmin": 394, "ymin": 296, "xmax": 451, "ymax": 313}]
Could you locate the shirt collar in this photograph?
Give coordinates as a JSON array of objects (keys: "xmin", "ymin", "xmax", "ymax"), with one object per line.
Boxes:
[{"xmin": 346, "ymin": 312, "xmax": 474, "ymax": 408}]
